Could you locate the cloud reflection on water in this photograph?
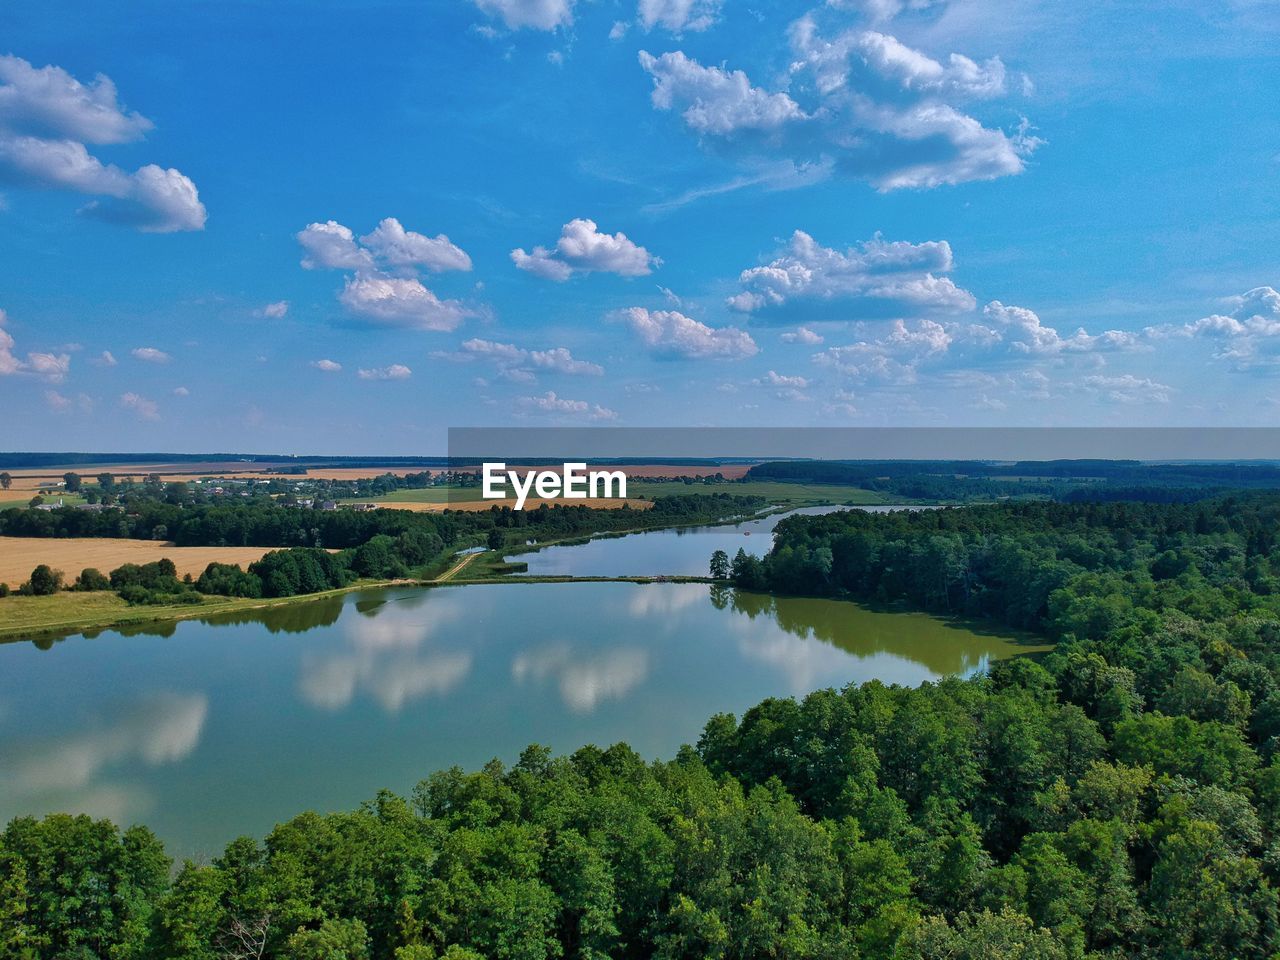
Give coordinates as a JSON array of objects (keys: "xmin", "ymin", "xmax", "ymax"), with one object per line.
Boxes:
[
  {"xmin": 626, "ymin": 581, "xmax": 707, "ymax": 617},
  {"xmin": 0, "ymin": 691, "xmax": 207, "ymax": 824},
  {"xmin": 297, "ymin": 593, "xmax": 473, "ymax": 713},
  {"xmin": 727, "ymin": 616, "xmax": 875, "ymax": 696},
  {"xmin": 725, "ymin": 589, "xmax": 1026, "ymax": 692},
  {"xmin": 511, "ymin": 642, "xmax": 650, "ymax": 713}
]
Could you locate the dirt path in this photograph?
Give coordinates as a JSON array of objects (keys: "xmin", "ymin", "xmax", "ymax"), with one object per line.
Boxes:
[{"xmin": 435, "ymin": 551, "xmax": 480, "ymax": 582}]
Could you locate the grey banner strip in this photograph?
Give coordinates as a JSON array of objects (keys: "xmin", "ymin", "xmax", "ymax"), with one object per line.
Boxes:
[{"xmin": 448, "ymin": 427, "xmax": 1280, "ymax": 462}]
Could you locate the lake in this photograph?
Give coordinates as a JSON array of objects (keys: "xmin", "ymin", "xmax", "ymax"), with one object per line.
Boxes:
[
  {"xmin": 0, "ymin": 507, "xmax": 1043, "ymax": 857},
  {"xmin": 515, "ymin": 504, "xmax": 925, "ymax": 577}
]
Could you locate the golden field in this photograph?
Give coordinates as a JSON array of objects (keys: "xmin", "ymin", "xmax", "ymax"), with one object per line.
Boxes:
[{"xmin": 0, "ymin": 537, "xmax": 278, "ymax": 588}]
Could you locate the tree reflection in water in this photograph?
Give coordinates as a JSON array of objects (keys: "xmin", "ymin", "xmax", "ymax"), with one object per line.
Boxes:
[{"xmin": 724, "ymin": 587, "xmax": 1047, "ymax": 679}]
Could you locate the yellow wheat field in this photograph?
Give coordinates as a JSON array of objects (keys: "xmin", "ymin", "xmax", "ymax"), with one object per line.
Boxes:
[{"xmin": 0, "ymin": 538, "xmax": 281, "ymax": 588}]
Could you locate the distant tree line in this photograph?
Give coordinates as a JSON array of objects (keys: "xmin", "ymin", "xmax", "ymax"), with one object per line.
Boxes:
[
  {"xmin": 0, "ymin": 493, "xmax": 765, "ymax": 551},
  {"xmin": 746, "ymin": 459, "xmax": 1280, "ymax": 492}
]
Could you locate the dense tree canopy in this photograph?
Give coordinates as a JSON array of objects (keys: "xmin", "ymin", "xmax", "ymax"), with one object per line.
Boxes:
[{"xmin": 0, "ymin": 493, "xmax": 764, "ymax": 552}]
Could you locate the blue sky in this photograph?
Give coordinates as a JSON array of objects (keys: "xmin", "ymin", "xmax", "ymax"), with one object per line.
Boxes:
[{"xmin": 0, "ymin": 0, "xmax": 1277, "ymax": 453}]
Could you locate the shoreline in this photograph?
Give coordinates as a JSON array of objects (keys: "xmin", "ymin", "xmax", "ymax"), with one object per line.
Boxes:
[
  {"xmin": 0, "ymin": 580, "xmax": 407, "ymax": 645},
  {"xmin": 0, "ymin": 574, "xmax": 731, "ymax": 644},
  {"xmin": 0, "ymin": 509, "xmax": 754, "ymax": 643},
  {"xmin": 0, "ymin": 501, "xmax": 922, "ymax": 644}
]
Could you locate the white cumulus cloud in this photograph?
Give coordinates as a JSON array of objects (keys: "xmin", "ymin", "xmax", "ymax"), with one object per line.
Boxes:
[
  {"xmin": 1174, "ymin": 286, "xmax": 1280, "ymax": 370},
  {"xmin": 359, "ymin": 217, "xmax": 472, "ymax": 273},
  {"xmin": 459, "ymin": 338, "xmax": 529, "ymax": 363},
  {"xmin": 755, "ymin": 370, "xmax": 811, "ymax": 388},
  {"xmin": 357, "ymin": 364, "xmax": 412, "ymax": 381},
  {"xmin": 433, "ymin": 338, "xmax": 603, "ymax": 380},
  {"xmin": 0, "ymin": 56, "xmax": 205, "ymax": 231},
  {"xmin": 339, "ymin": 275, "xmax": 471, "ymax": 332},
  {"xmin": 0, "ymin": 56, "xmax": 152, "ymax": 143},
  {"xmin": 512, "ymin": 218, "xmax": 659, "ymax": 281},
  {"xmin": 518, "ymin": 391, "xmax": 618, "ymax": 420},
  {"xmin": 981, "ymin": 301, "xmax": 1141, "ymax": 355},
  {"xmin": 529, "ymin": 347, "xmax": 604, "ymax": 375},
  {"xmin": 811, "ymin": 297, "xmax": 1145, "ymax": 391},
  {"xmin": 298, "ymin": 220, "xmax": 375, "ymax": 271},
  {"xmin": 623, "ymin": 307, "xmax": 758, "ymax": 360},
  {"xmin": 639, "ymin": 51, "xmax": 805, "ymax": 135},
  {"xmin": 639, "ymin": 13, "xmax": 1036, "ymax": 192},
  {"xmin": 637, "ymin": 0, "xmax": 721, "ymax": 33},
  {"xmin": 795, "ymin": 23, "xmax": 1006, "ymax": 100},
  {"xmin": 119, "ymin": 392, "xmax": 159, "ymax": 421},
  {"xmin": 44, "ymin": 389, "xmax": 72, "ymax": 412},
  {"xmin": 0, "ymin": 309, "xmax": 71, "ymax": 381},
  {"xmin": 829, "ymin": 0, "xmax": 946, "ymax": 23},
  {"xmin": 298, "ymin": 218, "xmax": 475, "ymax": 332},
  {"xmin": 131, "ymin": 346, "xmax": 171, "ymax": 363},
  {"xmin": 729, "ymin": 230, "xmax": 975, "ymax": 322},
  {"xmin": 781, "ymin": 326, "xmax": 824, "ymax": 344},
  {"xmin": 1080, "ymin": 374, "xmax": 1172, "ymax": 404},
  {"xmin": 24, "ymin": 351, "xmax": 71, "ymax": 382},
  {"xmin": 80, "ymin": 163, "xmax": 206, "ymax": 232},
  {"xmin": 473, "ymin": 0, "xmax": 576, "ymax": 30},
  {"xmin": 814, "ymin": 318, "xmax": 950, "ymax": 384},
  {"xmin": 311, "ymin": 358, "xmax": 342, "ymax": 372}
]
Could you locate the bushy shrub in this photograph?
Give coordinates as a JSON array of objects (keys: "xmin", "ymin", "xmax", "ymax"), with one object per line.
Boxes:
[
  {"xmin": 20, "ymin": 564, "xmax": 62, "ymax": 596},
  {"xmin": 75, "ymin": 567, "xmax": 111, "ymax": 591},
  {"xmin": 195, "ymin": 562, "xmax": 263, "ymax": 598},
  {"xmin": 349, "ymin": 535, "xmax": 409, "ymax": 579},
  {"xmin": 110, "ymin": 559, "xmax": 180, "ymax": 591},
  {"xmin": 116, "ymin": 583, "xmax": 203, "ymax": 606},
  {"xmin": 395, "ymin": 528, "xmax": 445, "ymax": 566},
  {"xmin": 109, "ymin": 559, "xmax": 201, "ymax": 605},
  {"xmin": 250, "ymin": 548, "xmax": 351, "ymax": 598}
]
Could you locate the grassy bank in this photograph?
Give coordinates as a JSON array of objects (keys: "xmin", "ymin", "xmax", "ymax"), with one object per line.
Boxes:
[
  {"xmin": 0, "ymin": 571, "xmax": 727, "ymax": 643},
  {"xmin": 0, "ymin": 585, "xmax": 395, "ymax": 644}
]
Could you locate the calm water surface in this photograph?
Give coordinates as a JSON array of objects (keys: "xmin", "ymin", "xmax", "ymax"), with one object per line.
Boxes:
[
  {"xmin": 516, "ymin": 504, "xmax": 921, "ymax": 577},
  {"xmin": 0, "ymin": 507, "xmax": 1041, "ymax": 857}
]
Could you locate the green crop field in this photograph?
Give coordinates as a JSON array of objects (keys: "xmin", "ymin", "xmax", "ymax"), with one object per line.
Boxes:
[{"xmin": 337, "ymin": 487, "xmax": 476, "ymax": 504}]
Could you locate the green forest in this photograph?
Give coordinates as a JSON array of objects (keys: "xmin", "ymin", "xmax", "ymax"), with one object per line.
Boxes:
[{"xmin": 8, "ymin": 494, "xmax": 1280, "ymax": 957}]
